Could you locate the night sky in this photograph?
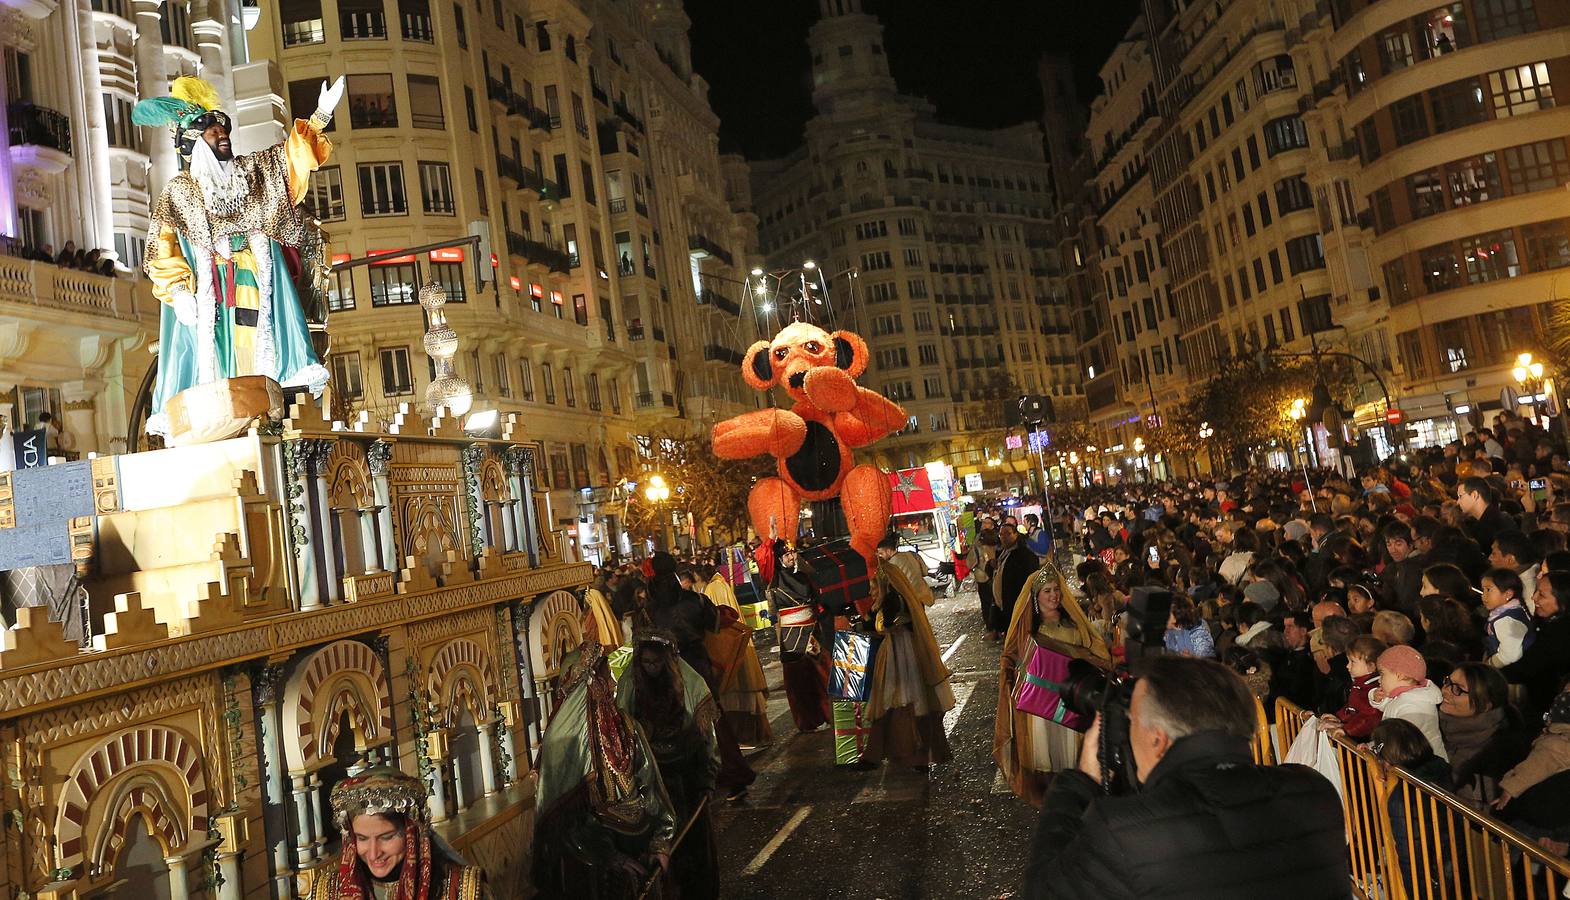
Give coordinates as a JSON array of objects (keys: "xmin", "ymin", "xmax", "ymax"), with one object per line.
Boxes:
[{"xmin": 686, "ymin": 0, "xmax": 1145, "ymax": 160}]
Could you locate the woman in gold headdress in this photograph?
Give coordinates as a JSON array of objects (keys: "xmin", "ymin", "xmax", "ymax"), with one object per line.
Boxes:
[
  {"xmin": 863, "ymin": 562, "xmax": 957, "ymax": 769},
  {"xmin": 993, "ymin": 564, "xmax": 1113, "ymax": 807},
  {"xmin": 312, "ymin": 766, "xmax": 488, "ymax": 899}
]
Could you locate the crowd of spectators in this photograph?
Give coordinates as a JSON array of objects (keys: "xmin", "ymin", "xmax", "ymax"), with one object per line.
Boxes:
[
  {"xmin": 1024, "ymin": 410, "xmax": 1570, "ymax": 859},
  {"xmin": 1, "ymin": 235, "xmax": 119, "ymax": 276}
]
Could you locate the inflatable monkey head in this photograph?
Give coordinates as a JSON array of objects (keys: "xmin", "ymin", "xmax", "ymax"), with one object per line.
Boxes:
[{"xmin": 741, "ymin": 322, "xmax": 869, "ymax": 406}]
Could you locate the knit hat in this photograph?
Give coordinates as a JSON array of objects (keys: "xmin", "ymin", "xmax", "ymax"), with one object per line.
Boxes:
[
  {"xmin": 1377, "ymin": 644, "xmax": 1427, "ymax": 684},
  {"xmin": 1243, "ymin": 580, "xmax": 1280, "ymax": 612}
]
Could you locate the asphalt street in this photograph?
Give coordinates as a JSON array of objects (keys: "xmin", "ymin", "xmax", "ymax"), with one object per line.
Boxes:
[{"xmin": 714, "ymin": 587, "xmax": 1038, "ymax": 899}]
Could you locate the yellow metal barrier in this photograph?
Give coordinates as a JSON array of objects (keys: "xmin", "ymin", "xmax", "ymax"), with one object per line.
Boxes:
[{"xmin": 1272, "ymin": 698, "xmax": 1570, "ymax": 900}]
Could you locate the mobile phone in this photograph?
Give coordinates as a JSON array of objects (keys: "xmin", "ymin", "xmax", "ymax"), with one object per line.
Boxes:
[
  {"xmin": 1147, "ymin": 545, "xmax": 1160, "ymax": 566},
  {"xmin": 1531, "ymin": 478, "xmax": 1548, "ymax": 501}
]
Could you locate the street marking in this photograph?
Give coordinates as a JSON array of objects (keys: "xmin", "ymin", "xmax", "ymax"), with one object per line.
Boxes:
[
  {"xmin": 941, "ymin": 634, "xmax": 967, "ymax": 664},
  {"xmin": 943, "ymin": 680, "xmax": 978, "ymax": 738},
  {"xmin": 741, "ymin": 805, "xmax": 812, "ymax": 876}
]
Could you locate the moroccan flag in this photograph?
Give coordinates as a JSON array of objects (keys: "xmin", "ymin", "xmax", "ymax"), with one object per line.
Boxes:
[{"xmin": 887, "ymin": 467, "xmax": 934, "ymax": 515}]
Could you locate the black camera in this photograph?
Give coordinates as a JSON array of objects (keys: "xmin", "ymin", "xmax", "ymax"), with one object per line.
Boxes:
[{"xmin": 1059, "ymin": 587, "xmax": 1174, "ymax": 795}]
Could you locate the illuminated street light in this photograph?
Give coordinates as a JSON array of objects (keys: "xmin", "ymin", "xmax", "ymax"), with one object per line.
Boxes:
[
  {"xmin": 1289, "ymin": 397, "xmax": 1308, "ymax": 421},
  {"xmin": 803, "ymin": 259, "xmax": 817, "ymax": 269},
  {"xmin": 644, "ymin": 473, "xmax": 671, "ymax": 503},
  {"xmin": 750, "ymin": 266, "xmax": 764, "ymax": 276}
]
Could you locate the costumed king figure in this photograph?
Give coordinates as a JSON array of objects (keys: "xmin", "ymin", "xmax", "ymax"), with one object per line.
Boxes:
[
  {"xmin": 132, "ymin": 75, "xmax": 342, "ymax": 438},
  {"xmin": 312, "ymin": 765, "xmax": 489, "ymax": 899},
  {"xmin": 533, "ymin": 641, "xmax": 677, "ymax": 899},
  {"xmin": 711, "ymin": 322, "xmax": 908, "ymax": 565}
]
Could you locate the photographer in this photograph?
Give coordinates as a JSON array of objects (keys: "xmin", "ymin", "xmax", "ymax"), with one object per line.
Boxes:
[{"xmin": 1023, "ymin": 657, "xmax": 1347, "ymax": 899}]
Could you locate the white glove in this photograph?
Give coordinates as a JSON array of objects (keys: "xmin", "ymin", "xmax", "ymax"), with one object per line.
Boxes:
[
  {"xmin": 170, "ymin": 289, "xmax": 199, "ymax": 327},
  {"xmin": 317, "ymin": 76, "xmax": 346, "ymax": 117}
]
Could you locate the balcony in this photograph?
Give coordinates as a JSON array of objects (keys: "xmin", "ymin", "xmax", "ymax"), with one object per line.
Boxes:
[
  {"xmin": 609, "ymin": 197, "xmax": 627, "ymax": 214},
  {"xmin": 7, "ymin": 103, "xmax": 73, "ymax": 173},
  {"xmin": 698, "ymin": 289, "xmax": 741, "ymax": 316},
  {"xmin": 496, "ymin": 154, "xmax": 525, "ymax": 186},
  {"xmin": 611, "ymin": 100, "xmax": 644, "ymax": 132},
  {"xmin": 0, "ymin": 252, "xmax": 146, "ymax": 323},
  {"xmin": 628, "ymin": 324, "xmax": 645, "ymax": 341},
  {"xmin": 687, "ymin": 234, "xmax": 733, "ymax": 267},
  {"xmin": 591, "ymin": 82, "xmax": 608, "ymax": 104},
  {"xmin": 634, "ymin": 391, "xmax": 656, "ymax": 409},
  {"xmin": 504, "ymin": 232, "xmax": 573, "ymax": 273},
  {"xmin": 704, "ymin": 344, "xmax": 743, "ymax": 366}
]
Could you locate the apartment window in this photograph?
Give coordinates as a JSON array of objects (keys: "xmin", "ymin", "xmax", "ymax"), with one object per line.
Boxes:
[
  {"xmin": 1398, "ymin": 330, "xmax": 1429, "ymax": 379},
  {"xmin": 580, "ymin": 161, "xmax": 597, "ymax": 205},
  {"xmin": 418, "ymin": 161, "xmax": 454, "ymax": 214},
  {"xmin": 608, "ymin": 377, "xmax": 621, "ymax": 413},
  {"xmin": 331, "ymin": 352, "xmax": 364, "ymax": 400},
  {"xmin": 861, "ymin": 251, "xmax": 892, "ymax": 270},
  {"xmin": 1460, "ymin": 228, "xmax": 1520, "ymax": 283},
  {"xmin": 1384, "ymin": 259, "xmax": 1414, "ymax": 304},
  {"xmin": 1448, "ymin": 153, "xmax": 1501, "ymax": 205},
  {"xmin": 1420, "ymin": 242, "xmax": 1462, "ymax": 293},
  {"xmin": 907, "ymin": 278, "xmax": 928, "ymax": 299},
  {"xmin": 328, "ymin": 269, "xmax": 356, "ymax": 311},
  {"xmin": 563, "ymin": 368, "xmax": 576, "ymax": 407},
  {"xmin": 1437, "ymin": 318, "xmax": 1472, "ymax": 372},
  {"xmin": 1246, "ymin": 135, "xmax": 1261, "ymax": 170},
  {"xmin": 1279, "ymin": 308, "xmax": 1295, "ymax": 343},
  {"xmin": 431, "ymin": 261, "xmax": 465, "ymax": 303},
  {"xmin": 1429, "ymin": 77, "xmax": 1487, "ymax": 132},
  {"xmin": 519, "ymin": 361, "xmax": 535, "ymax": 400},
  {"xmin": 358, "ymin": 163, "xmax": 406, "ymax": 215},
  {"xmin": 398, "ymin": 0, "xmax": 431, "ymax": 40},
  {"xmin": 103, "ymin": 96, "xmax": 137, "ymax": 150},
  {"xmin": 348, "ymin": 74, "xmax": 397, "ymax": 127},
  {"xmin": 452, "ymin": 2, "xmax": 465, "ymax": 47},
  {"xmin": 407, "ymin": 74, "xmax": 443, "ymax": 128},
  {"xmin": 1263, "ymin": 314, "xmax": 1278, "ymax": 347},
  {"xmin": 489, "ymin": 353, "xmax": 510, "ymax": 397},
  {"xmin": 1274, "ymin": 175, "xmax": 1313, "ymax": 213},
  {"xmin": 572, "ymin": 294, "xmax": 588, "ymax": 326},
  {"xmin": 1379, "ymin": 29, "xmax": 1415, "ymax": 71},
  {"xmin": 1390, "ymin": 95, "xmax": 1429, "ymax": 146},
  {"xmin": 514, "ymin": 14, "xmax": 526, "ymax": 45},
  {"xmin": 306, "ymin": 166, "xmax": 345, "ymax": 221},
  {"xmin": 547, "ymin": 447, "xmax": 568, "ymax": 489},
  {"xmin": 1237, "ymin": 266, "xmax": 1251, "ymax": 300},
  {"xmin": 1522, "ymin": 219, "xmax": 1570, "ymax": 271},
  {"xmin": 339, "ymin": 0, "xmax": 386, "ymax": 39},
  {"xmin": 369, "ymin": 262, "xmax": 417, "ymax": 306},
  {"xmin": 286, "ymin": 79, "xmax": 333, "ymax": 132},
  {"xmin": 1268, "ymin": 249, "xmax": 1283, "ymax": 283},
  {"xmin": 871, "ymin": 314, "xmax": 904, "ymax": 336},
  {"xmin": 1408, "ymin": 168, "xmax": 1446, "ymax": 219},
  {"xmin": 1358, "ymin": 120, "xmax": 1383, "ymax": 163},
  {"xmin": 379, "ymin": 347, "xmax": 414, "ymax": 395},
  {"xmin": 1243, "ymin": 205, "xmax": 1256, "ymax": 237},
  {"xmin": 875, "ymin": 347, "xmax": 909, "ymax": 369},
  {"xmin": 541, "ymin": 363, "xmax": 557, "ymax": 403},
  {"xmin": 1490, "ymin": 63, "xmax": 1555, "ymax": 117},
  {"xmin": 913, "ymin": 310, "xmax": 934, "ymax": 331},
  {"xmin": 918, "ymin": 344, "xmax": 939, "ymax": 365},
  {"xmin": 1475, "ymin": 0, "xmax": 1537, "ymax": 42},
  {"xmin": 898, "ymin": 217, "xmax": 918, "ymax": 236},
  {"xmin": 1252, "ymin": 54, "xmax": 1297, "ymax": 95},
  {"xmin": 1285, "ymin": 234, "xmax": 1325, "ymax": 274},
  {"xmin": 1504, "ymin": 139, "xmax": 1570, "ymax": 194},
  {"xmin": 903, "ymin": 247, "xmax": 923, "ymax": 266},
  {"xmin": 1252, "ymin": 258, "xmax": 1266, "ymax": 292},
  {"xmin": 1263, "ymin": 116, "xmax": 1308, "ymax": 155},
  {"xmin": 279, "ymin": 0, "xmax": 324, "ymax": 45},
  {"xmin": 535, "ymin": 20, "xmax": 551, "ymax": 50},
  {"xmin": 922, "ymin": 375, "xmax": 943, "ymax": 397},
  {"xmin": 474, "ymin": 168, "xmax": 488, "ymax": 214},
  {"xmin": 1257, "ymin": 192, "xmax": 1273, "ymax": 226},
  {"xmin": 463, "ymin": 85, "xmax": 478, "ymax": 132}
]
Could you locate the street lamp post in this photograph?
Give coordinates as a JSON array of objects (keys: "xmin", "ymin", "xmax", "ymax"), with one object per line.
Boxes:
[
  {"xmin": 644, "ymin": 473, "xmax": 672, "ymax": 551},
  {"xmin": 1512, "ymin": 352, "xmax": 1550, "ymax": 430},
  {"xmin": 1197, "ymin": 422, "xmax": 1215, "ymax": 475}
]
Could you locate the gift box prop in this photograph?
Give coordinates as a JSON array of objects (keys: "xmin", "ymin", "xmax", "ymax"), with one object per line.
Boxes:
[
  {"xmin": 734, "ymin": 581, "xmax": 773, "ymax": 632},
  {"xmin": 710, "ymin": 322, "xmax": 909, "ymax": 566},
  {"xmin": 1013, "ymin": 642, "xmax": 1091, "ymax": 731},
  {"xmin": 607, "ymin": 643, "xmax": 634, "ymax": 682},
  {"xmin": 799, "ymin": 539, "xmax": 872, "ymax": 617},
  {"xmin": 833, "ymin": 700, "xmax": 871, "ymax": 766},
  {"xmin": 828, "ymin": 629, "xmax": 880, "ymax": 702},
  {"xmin": 717, "ymin": 546, "xmax": 751, "ymax": 589},
  {"xmin": 776, "ymin": 602, "xmax": 818, "ymax": 656}
]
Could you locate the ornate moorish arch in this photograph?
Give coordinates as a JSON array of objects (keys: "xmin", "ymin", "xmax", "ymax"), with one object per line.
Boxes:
[
  {"xmin": 90, "ymin": 774, "xmax": 186, "ymax": 874},
  {"xmin": 281, "ymin": 639, "xmax": 395, "ymax": 773},
  {"xmin": 425, "ymin": 637, "xmax": 499, "ymax": 727},
  {"xmin": 477, "ymin": 456, "xmax": 511, "ymax": 503},
  {"xmin": 55, "ymin": 725, "xmax": 209, "ymax": 872}
]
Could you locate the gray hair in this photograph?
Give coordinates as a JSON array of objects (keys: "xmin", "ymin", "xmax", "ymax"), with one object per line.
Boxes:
[{"xmin": 1134, "ymin": 656, "xmax": 1256, "ymax": 742}]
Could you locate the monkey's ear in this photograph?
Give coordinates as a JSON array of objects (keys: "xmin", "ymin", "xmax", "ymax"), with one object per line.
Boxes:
[
  {"xmin": 830, "ymin": 331, "xmax": 869, "ymax": 379},
  {"xmin": 742, "ymin": 341, "xmax": 777, "ymax": 390}
]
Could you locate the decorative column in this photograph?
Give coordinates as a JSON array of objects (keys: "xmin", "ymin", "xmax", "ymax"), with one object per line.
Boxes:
[
  {"xmin": 164, "ymin": 853, "xmax": 191, "ymax": 899},
  {"xmin": 357, "ymin": 507, "xmax": 381, "ymax": 573},
  {"xmin": 498, "ymin": 701, "xmax": 519, "ymax": 786},
  {"xmin": 477, "ymin": 721, "xmax": 499, "ymax": 796},
  {"xmin": 306, "ymin": 771, "xmax": 328, "ymax": 859},
  {"xmin": 289, "ymin": 774, "xmax": 315, "ymax": 865},
  {"xmin": 500, "ymin": 501, "xmax": 517, "ymax": 552},
  {"xmin": 213, "ymin": 811, "xmax": 246, "ymax": 900},
  {"xmin": 252, "ymin": 664, "xmax": 292, "ymax": 898},
  {"xmin": 306, "ymin": 440, "xmax": 343, "ymax": 605},
  {"xmin": 191, "ymin": 17, "xmax": 234, "ymax": 111},
  {"xmin": 368, "ymin": 441, "xmax": 397, "ymax": 573},
  {"xmin": 286, "ymin": 441, "xmax": 322, "ymax": 611}
]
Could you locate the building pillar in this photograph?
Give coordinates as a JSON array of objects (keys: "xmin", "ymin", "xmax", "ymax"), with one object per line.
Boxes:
[
  {"xmin": 429, "ymin": 760, "xmax": 450, "ymax": 822},
  {"xmin": 358, "ymin": 508, "xmax": 381, "ymax": 573},
  {"xmin": 500, "ymin": 723, "xmax": 518, "ymax": 786},
  {"xmin": 191, "ymin": 17, "xmax": 234, "ymax": 111},
  {"xmin": 253, "ymin": 665, "xmax": 293, "ymax": 900},
  {"xmin": 500, "ymin": 502, "xmax": 516, "ymax": 551},
  {"xmin": 132, "ymin": 0, "xmax": 177, "ymax": 191},
  {"xmin": 478, "ymin": 722, "xmax": 499, "ymax": 796},
  {"xmin": 216, "ymin": 848, "xmax": 243, "ymax": 900}
]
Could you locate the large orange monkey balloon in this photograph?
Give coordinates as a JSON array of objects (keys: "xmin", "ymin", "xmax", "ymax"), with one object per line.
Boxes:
[{"xmin": 711, "ymin": 322, "xmax": 908, "ymax": 563}]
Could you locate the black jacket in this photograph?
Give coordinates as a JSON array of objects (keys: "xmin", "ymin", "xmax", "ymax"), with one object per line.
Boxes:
[
  {"xmin": 1025, "ymin": 732, "xmax": 1349, "ymax": 899},
  {"xmin": 1504, "ymin": 612, "xmax": 1570, "ymax": 718},
  {"xmin": 995, "ymin": 543, "xmax": 1040, "ymax": 619},
  {"xmin": 1464, "ymin": 503, "xmax": 1517, "ymax": 555}
]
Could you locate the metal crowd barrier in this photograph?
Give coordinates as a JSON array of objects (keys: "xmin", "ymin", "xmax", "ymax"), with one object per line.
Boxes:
[{"xmin": 1272, "ymin": 698, "xmax": 1570, "ymax": 900}]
